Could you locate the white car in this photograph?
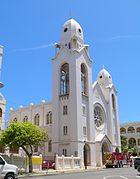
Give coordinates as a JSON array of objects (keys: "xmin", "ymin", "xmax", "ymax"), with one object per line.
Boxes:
[{"xmin": 0, "ymin": 155, "xmax": 18, "ymax": 179}]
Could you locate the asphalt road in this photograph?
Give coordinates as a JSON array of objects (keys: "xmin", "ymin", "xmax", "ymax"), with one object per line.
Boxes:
[{"xmin": 21, "ymin": 167, "xmax": 140, "ymax": 179}]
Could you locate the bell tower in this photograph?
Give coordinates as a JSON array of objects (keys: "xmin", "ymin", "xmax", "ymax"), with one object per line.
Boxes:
[
  {"xmin": 52, "ymin": 19, "xmax": 96, "ymax": 167},
  {"xmin": 97, "ymin": 68, "xmax": 121, "ymax": 151}
]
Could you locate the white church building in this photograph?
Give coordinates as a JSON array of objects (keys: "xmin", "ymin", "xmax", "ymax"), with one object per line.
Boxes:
[{"xmin": 7, "ymin": 19, "xmax": 121, "ymax": 167}]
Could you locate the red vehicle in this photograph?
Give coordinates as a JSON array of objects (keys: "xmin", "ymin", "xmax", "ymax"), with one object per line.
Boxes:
[
  {"xmin": 42, "ymin": 160, "xmax": 55, "ymax": 170},
  {"xmin": 105, "ymin": 152, "xmax": 129, "ymax": 168}
]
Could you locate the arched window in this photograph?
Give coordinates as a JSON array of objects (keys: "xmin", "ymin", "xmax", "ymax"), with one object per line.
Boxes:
[
  {"xmin": 46, "ymin": 113, "xmax": 50, "ymax": 124},
  {"xmin": 136, "ymin": 127, "xmax": 140, "ymax": 133},
  {"xmin": 138, "ymin": 139, "xmax": 140, "ymax": 145},
  {"xmin": 34, "ymin": 113, "xmax": 39, "ymax": 126},
  {"xmin": 23, "ymin": 116, "xmax": 28, "ymax": 122},
  {"xmin": 60, "ymin": 63, "xmax": 69, "ymax": 95},
  {"xmin": 48, "ymin": 140, "xmax": 52, "ymax": 152},
  {"xmin": 81, "ymin": 64, "xmax": 87, "ymax": 95},
  {"xmin": 128, "ymin": 138, "xmax": 136, "ymax": 146},
  {"xmin": 50, "ymin": 112, "xmax": 52, "ymax": 124},
  {"xmin": 112, "ymin": 94, "xmax": 116, "ymax": 110},
  {"xmin": 120, "ymin": 127, "xmax": 126, "ymax": 134},
  {"xmin": 13, "ymin": 117, "xmax": 17, "ymax": 122},
  {"xmin": 46, "ymin": 111, "xmax": 52, "ymax": 125},
  {"xmin": 128, "ymin": 127, "xmax": 135, "ymax": 133},
  {"xmin": 0, "ymin": 108, "xmax": 2, "ymax": 118}
]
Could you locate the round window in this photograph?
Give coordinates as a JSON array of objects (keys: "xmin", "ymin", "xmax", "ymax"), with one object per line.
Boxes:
[{"xmin": 94, "ymin": 105, "xmax": 104, "ymax": 129}]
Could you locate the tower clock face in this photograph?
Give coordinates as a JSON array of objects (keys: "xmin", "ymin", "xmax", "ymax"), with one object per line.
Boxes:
[{"xmin": 94, "ymin": 106, "xmax": 104, "ymax": 129}]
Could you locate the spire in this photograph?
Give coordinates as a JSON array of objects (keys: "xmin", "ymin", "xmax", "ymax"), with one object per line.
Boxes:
[{"xmin": 102, "ymin": 65, "xmax": 105, "ymax": 69}]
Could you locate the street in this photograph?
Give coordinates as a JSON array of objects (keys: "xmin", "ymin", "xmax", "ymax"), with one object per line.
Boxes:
[{"xmin": 20, "ymin": 167, "xmax": 140, "ymax": 179}]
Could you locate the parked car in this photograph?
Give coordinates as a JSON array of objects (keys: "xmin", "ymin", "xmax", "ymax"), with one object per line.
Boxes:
[
  {"xmin": 42, "ymin": 160, "xmax": 55, "ymax": 170},
  {"xmin": 137, "ymin": 166, "xmax": 140, "ymax": 172},
  {"xmin": 0, "ymin": 155, "xmax": 18, "ymax": 179},
  {"xmin": 134, "ymin": 157, "xmax": 140, "ymax": 169}
]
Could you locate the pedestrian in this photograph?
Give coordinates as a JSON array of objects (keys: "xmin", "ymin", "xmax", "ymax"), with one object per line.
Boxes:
[{"xmin": 130, "ymin": 159, "xmax": 133, "ymax": 167}]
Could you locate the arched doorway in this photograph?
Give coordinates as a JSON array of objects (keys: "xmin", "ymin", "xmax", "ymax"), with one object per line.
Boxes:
[
  {"xmin": 128, "ymin": 138, "xmax": 136, "ymax": 146},
  {"xmin": 102, "ymin": 141, "xmax": 110, "ymax": 165},
  {"xmin": 83, "ymin": 144, "xmax": 91, "ymax": 169}
]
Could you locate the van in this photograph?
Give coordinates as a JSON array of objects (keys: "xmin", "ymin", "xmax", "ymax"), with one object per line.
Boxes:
[{"xmin": 0, "ymin": 155, "xmax": 18, "ymax": 179}]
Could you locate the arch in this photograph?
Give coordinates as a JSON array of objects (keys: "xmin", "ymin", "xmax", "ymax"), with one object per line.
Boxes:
[
  {"xmin": 136, "ymin": 127, "xmax": 140, "ymax": 133},
  {"xmin": 60, "ymin": 63, "xmax": 69, "ymax": 95},
  {"xmin": 46, "ymin": 111, "xmax": 52, "ymax": 125},
  {"xmin": 34, "ymin": 113, "xmax": 40, "ymax": 126},
  {"xmin": 128, "ymin": 126, "xmax": 135, "ymax": 133},
  {"xmin": 120, "ymin": 127, "xmax": 126, "ymax": 134},
  {"xmin": 73, "ymin": 38, "xmax": 77, "ymax": 49},
  {"xmin": 128, "ymin": 138, "xmax": 136, "ymax": 146},
  {"xmin": 111, "ymin": 94, "xmax": 116, "ymax": 110},
  {"xmin": 138, "ymin": 139, "xmax": 140, "ymax": 145},
  {"xmin": 81, "ymin": 63, "xmax": 88, "ymax": 95},
  {"xmin": 0, "ymin": 108, "xmax": 2, "ymax": 117},
  {"xmin": 13, "ymin": 117, "xmax": 17, "ymax": 122},
  {"xmin": 23, "ymin": 116, "xmax": 28, "ymax": 122},
  {"xmin": 48, "ymin": 140, "xmax": 52, "ymax": 152},
  {"xmin": 83, "ymin": 144, "xmax": 91, "ymax": 168},
  {"xmin": 102, "ymin": 141, "xmax": 111, "ymax": 165}
]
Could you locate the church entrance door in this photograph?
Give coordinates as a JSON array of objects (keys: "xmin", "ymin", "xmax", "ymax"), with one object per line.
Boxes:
[
  {"xmin": 102, "ymin": 142, "xmax": 110, "ymax": 165},
  {"xmin": 83, "ymin": 144, "xmax": 91, "ymax": 169}
]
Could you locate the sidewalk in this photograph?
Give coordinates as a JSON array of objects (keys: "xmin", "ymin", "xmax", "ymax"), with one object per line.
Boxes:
[
  {"xmin": 19, "ymin": 167, "xmax": 103, "ymax": 178},
  {"xmin": 19, "ymin": 170, "xmax": 61, "ymax": 178}
]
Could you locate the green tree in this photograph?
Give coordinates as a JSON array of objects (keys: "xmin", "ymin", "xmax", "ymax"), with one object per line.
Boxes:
[
  {"xmin": 121, "ymin": 135, "xmax": 137, "ymax": 156},
  {"xmin": 0, "ymin": 122, "xmax": 48, "ymax": 173},
  {"xmin": 128, "ymin": 144, "xmax": 137, "ymax": 156},
  {"xmin": 121, "ymin": 135, "xmax": 128, "ymax": 152}
]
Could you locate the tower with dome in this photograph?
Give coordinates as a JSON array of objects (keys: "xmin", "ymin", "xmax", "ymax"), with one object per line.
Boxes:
[{"xmin": 8, "ymin": 19, "xmax": 121, "ymax": 167}]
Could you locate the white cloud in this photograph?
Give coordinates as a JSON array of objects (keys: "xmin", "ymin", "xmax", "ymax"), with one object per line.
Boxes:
[{"xmin": 13, "ymin": 43, "xmax": 55, "ymax": 52}]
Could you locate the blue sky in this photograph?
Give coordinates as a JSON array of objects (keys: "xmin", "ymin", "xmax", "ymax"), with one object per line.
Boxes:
[{"xmin": 0, "ymin": 0, "xmax": 140, "ymax": 126}]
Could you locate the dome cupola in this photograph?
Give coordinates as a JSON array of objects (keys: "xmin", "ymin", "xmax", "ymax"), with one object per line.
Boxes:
[
  {"xmin": 60, "ymin": 18, "xmax": 84, "ymax": 49},
  {"xmin": 97, "ymin": 67, "xmax": 113, "ymax": 87}
]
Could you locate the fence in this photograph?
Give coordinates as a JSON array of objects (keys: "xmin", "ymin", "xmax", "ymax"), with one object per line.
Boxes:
[
  {"xmin": 55, "ymin": 155, "xmax": 82, "ymax": 170},
  {"xmin": 1, "ymin": 154, "xmax": 26, "ymax": 171},
  {"xmin": 1, "ymin": 154, "xmax": 43, "ymax": 172},
  {"xmin": 1, "ymin": 154, "xmax": 82, "ymax": 171}
]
